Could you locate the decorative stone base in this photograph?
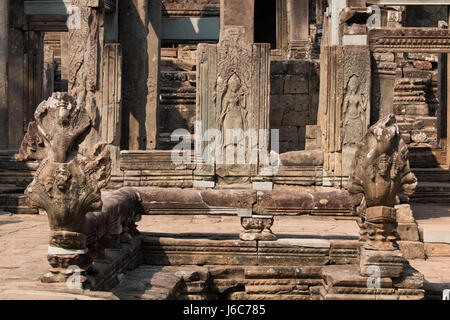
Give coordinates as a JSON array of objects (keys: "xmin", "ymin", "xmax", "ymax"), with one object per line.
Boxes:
[
  {"xmin": 360, "ymin": 247, "xmax": 404, "ymax": 278},
  {"xmin": 40, "ymin": 237, "xmax": 142, "ymax": 290},
  {"xmin": 41, "ymin": 246, "xmax": 92, "ymax": 284},
  {"xmin": 240, "ymin": 216, "xmax": 277, "ymax": 241},
  {"xmin": 40, "ymin": 266, "xmax": 88, "ymax": 284},
  {"xmin": 321, "ymin": 264, "xmax": 424, "ymax": 300}
]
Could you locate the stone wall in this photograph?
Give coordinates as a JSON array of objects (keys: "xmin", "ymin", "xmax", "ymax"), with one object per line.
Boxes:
[
  {"xmin": 270, "ymin": 60, "xmax": 320, "ymax": 154},
  {"xmin": 405, "ymin": 6, "xmax": 447, "ymax": 28},
  {"xmin": 393, "ymin": 53, "xmax": 440, "ymax": 148},
  {"xmin": 158, "ymin": 54, "xmax": 320, "ymax": 154}
]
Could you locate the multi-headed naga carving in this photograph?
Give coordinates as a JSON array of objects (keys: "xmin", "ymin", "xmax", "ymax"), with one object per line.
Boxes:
[
  {"xmin": 347, "ymin": 114, "xmax": 417, "ymax": 277},
  {"xmin": 20, "ymin": 92, "xmax": 112, "ymax": 282}
]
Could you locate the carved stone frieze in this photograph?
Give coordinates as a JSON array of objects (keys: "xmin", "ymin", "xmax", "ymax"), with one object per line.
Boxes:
[{"xmin": 369, "ymin": 28, "xmax": 450, "ymax": 53}]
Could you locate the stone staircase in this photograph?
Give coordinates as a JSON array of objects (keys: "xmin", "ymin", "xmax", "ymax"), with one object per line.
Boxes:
[
  {"xmin": 0, "ymin": 151, "xmax": 38, "ymax": 214},
  {"xmin": 411, "ymin": 167, "xmax": 450, "ymax": 203},
  {"xmin": 112, "ymin": 265, "xmax": 210, "ymax": 300},
  {"xmin": 158, "ymin": 46, "xmax": 197, "ymax": 150}
]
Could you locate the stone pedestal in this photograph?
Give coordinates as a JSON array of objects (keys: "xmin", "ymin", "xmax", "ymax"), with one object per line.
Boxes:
[
  {"xmin": 362, "ymin": 206, "xmax": 398, "ymax": 251},
  {"xmin": 240, "ymin": 216, "xmax": 276, "ymax": 241},
  {"xmin": 359, "ymin": 247, "xmax": 404, "ymax": 278},
  {"xmin": 321, "ymin": 264, "xmax": 424, "ymax": 300},
  {"xmin": 41, "ymin": 247, "xmax": 91, "ymax": 284},
  {"xmin": 359, "ymin": 206, "xmax": 404, "ymax": 278}
]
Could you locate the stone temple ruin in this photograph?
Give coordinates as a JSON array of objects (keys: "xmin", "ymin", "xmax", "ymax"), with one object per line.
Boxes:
[{"xmin": 0, "ymin": 0, "xmax": 450, "ymax": 301}]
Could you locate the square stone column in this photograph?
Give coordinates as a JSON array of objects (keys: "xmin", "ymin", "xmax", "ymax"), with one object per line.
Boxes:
[
  {"xmin": 220, "ymin": 0, "xmax": 254, "ymax": 44},
  {"xmin": 119, "ymin": 0, "xmax": 161, "ymax": 150},
  {"xmin": 7, "ymin": 0, "xmax": 25, "ymax": 149},
  {"xmin": 68, "ymin": 0, "xmax": 101, "ymax": 152},
  {"xmin": 287, "ymin": 0, "xmax": 310, "ymax": 59},
  {"xmin": 371, "ymin": 53, "xmax": 396, "ymax": 124}
]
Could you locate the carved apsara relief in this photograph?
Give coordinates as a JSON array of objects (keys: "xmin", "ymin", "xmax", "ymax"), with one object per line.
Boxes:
[
  {"xmin": 342, "ymin": 75, "xmax": 368, "ymax": 147},
  {"xmin": 216, "ymin": 27, "xmax": 253, "ymax": 164}
]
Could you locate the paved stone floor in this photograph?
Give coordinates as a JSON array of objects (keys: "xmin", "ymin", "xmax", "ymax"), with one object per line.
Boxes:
[
  {"xmin": 411, "ymin": 203, "xmax": 450, "ymax": 244},
  {"xmin": 0, "ymin": 211, "xmax": 449, "ymax": 299}
]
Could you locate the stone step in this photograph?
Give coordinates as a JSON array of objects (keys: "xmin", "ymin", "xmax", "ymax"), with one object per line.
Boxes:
[
  {"xmin": 410, "ymin": 182, "xmax": 450, "ymax": 203},
  {"xmin": 408, "ymin": 147, "xmax": 446, "ymax": 168},
  {"xmin": 412, "ymin": 168, "xmax": 450, "ymax": 183},
  {"xmin": 112, "ymin": 265, "xmax": 209, "ymax": 300},
  {"xmin": 424, "ymin": 243, "xmax": 450, "ymax": 257},
  {"xmin": 0, "ymin": 193, "xmax": 37, "ymax": 214},
  {"xmin": 0, "ymin": 184, "xmax": 25, "ymax": 194}
]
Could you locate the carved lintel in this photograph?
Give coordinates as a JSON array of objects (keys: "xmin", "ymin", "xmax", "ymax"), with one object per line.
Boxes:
[{"xmin": 240, "ymin": 216, "xmax": 276, "ymax": 241}]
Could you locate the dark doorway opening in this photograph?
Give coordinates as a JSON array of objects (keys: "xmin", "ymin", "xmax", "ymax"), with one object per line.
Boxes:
[{"xmin": 254, "ymin": 0, "xmax": 277, "ymax": 49}]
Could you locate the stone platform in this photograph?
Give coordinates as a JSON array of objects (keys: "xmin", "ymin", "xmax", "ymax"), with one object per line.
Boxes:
[{"xmin": 1, "ymin": 213, "xmax": 448, "ymax": 300}]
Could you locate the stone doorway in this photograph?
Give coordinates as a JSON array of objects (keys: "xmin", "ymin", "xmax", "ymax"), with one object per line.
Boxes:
[{"xmin": 254, "ymin": 0, "xmax": 277, "ymax": 49}]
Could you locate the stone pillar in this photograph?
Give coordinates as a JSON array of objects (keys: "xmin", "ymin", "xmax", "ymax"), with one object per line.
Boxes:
[
  {"xmin": 101, "ymin": 43, "xmax": 122, "ymax": 175},
  {"xmin": 329, "ymin": 0, "xmax": 347, "ymax": 45},
  {"xmin": 68, "ymin": 0, "xmax": 101, "ymax": 152},
  {"xmin": 60, "ymin": 33, "xmax": 69, "ymax": 85},
  {"xmin": 147, "ymin": 0, "xmax": 161, "ymax": 150},
  {"xmin": 120, "ymin": 0, "xmax": 161, "ymax": 150},
  {"xmin": 42, "ymin": 45, "xmax": 55, "ymax": 100},
  {"xmin": 276, "ymin": 0, "xmax": 288, "ymax": 52},
  {"xmin": 287, "ymin": 0, "xmax": 310, "ymax": 59},
  {"xmin": 8, "ymin": 0, "xmax": 25, "ymax": 149},
  {"xmin": 220, "ymin": 0, "xmax": 254, "ymax": 44},
  {"xmin": 0, "ymin": 0, "xmax": 8, "ymax": 149},
  {"xmin": 371, "ymin": 53, "xmax": 396, "ymax": 124}
]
